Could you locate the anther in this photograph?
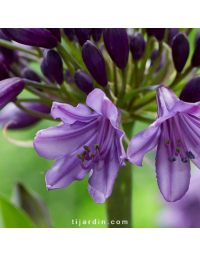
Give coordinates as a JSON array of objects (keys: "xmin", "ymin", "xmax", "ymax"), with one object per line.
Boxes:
[
  {"xmin": 181, "ymin": 157, "xmax": 189, "ymax": 163},
  {"xmin": 168, "ymin": 157, "xmax": 176, "ymax": 162},
  {"xmin": 83, "ymin": 145, "xmax": 90, "ymax": 153},
  {"xmin": 90, "ymin": 154, "xmax": 94, "ymax": 158},
  {"xmin": 165, "ymin": 140, "xmax": 171, "ymax": 145},
  {"xmin": 82, "ymin": 151, "xmax": 87, "ymax": 157},
  {"xmin": 186, "ymin": 151, "xmax": 195, "ymax": 159},
  {"xmin": 77, "ymin": 154, "xmax": 85, "ymax": 162},
  {"xmin": 177, "ymin": 139, "xmax": 182, "ymax": 144},
  {"xmin": 94, "ymin": 144, "xmax": 101, "ymax": 151},
  {"xmin": 176, "ymin": 148, "xmax": 180, "ymax": 153}
]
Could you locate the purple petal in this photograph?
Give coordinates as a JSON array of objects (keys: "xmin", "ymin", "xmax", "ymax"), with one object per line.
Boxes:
[
  {"xmin": 86, "ymin": 88, "xmax": 119, "ymax": 128},
  {"xmin": 51, "ymin": 102, "xmax": 99, "ymax": 124},
  {"xmin": 115, "ymin": 129, "xmax": 126, "ymax": 167},
  {"xmin": 156, "ymin": 129, "xmax": 190, "ymax": 202},
  {"xmin": 34, "ymin": 120, "xmax": 98, "ymax": 160},
  {"xmin": 179, "ymin": 113, "xmax": 200, "ymax": 169},
  {"xmin": 88, "ymin": 140, "xmax": 119, "ymax": 203},
  {"xmin": 127, "ymin": 128, "xmax": 160, "ymax": 166}
]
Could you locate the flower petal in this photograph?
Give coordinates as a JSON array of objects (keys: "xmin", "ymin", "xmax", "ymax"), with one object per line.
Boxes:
[
  {"xmin": 156, "ymin": 129, "xmax": 190, "ymax": 202},
  {"xmin": 115, "ymin": 129, "xmax": 126, "ymax": 167},
  {"xmin": 171, "ymin": 100, "xmax": 200, "ymax": 116},
  {"xmin": 127, "ymin": 127, "xmax": 160, "ymax": 166},
  {"xmin": 51, "ymin": 102, "xmax": 99, "ymax": 124},
  {"xmin": 86, "ymin": 88, "xmax": 119, "ymax": 129},
  {"xmin": 88, "ymin": 140, "xmax": 119, "ymax": 203},
  {"xmin": 34, "ymin": 119, "xmax": 98, "ymax": 160},
  {"xmin": 179, "ymin": 113, "xmax": 200, "ymax": 169}
]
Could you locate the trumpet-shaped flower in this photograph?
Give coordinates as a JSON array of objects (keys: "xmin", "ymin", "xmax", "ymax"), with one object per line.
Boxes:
[
  {"xmin": 34, "ymin": 89, "xmax": 126, "ymax": 203},
  {"xmin": 127, "ymin": 85, "xmax": 200, "ymax": 202}
]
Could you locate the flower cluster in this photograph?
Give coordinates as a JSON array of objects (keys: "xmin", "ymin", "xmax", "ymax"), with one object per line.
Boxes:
[{"xmin": 1, "ymin": 28, "xmax": 200, "ymax": 204}]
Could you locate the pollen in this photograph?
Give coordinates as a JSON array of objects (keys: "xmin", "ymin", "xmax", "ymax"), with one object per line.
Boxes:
[
  {"xmin": 77, "ymin": 154, "xmax": 85, "ymax": 162},
  {"xmin": 83, "ymin": 145, "xmax": 90, "ymax": 153},
  {"xmin": 176, "ymin": 147, "xmax": 181, "ymax": 153},
  {"xmin": 165, "ymin": 140, "xmax": 171, "ymax": 144},
  {"xmin": 90, "ymin": 154, "xmax": 94, "ymax": 158},
  {"xmin": 94, "ymin": 144, "xmax": 101, "ymax": 151},
  {"xmin": 177, "ymin": 139, "xmax": 182, "ymax": 143}
]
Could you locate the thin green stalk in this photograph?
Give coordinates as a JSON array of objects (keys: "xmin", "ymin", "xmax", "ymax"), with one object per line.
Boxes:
[
  {"xmin": 140, "ymin": 42, "xmax": 163, "ymax": 87},
  {"xmin": 133, "ymin": 94, "xmax": 156, "ymax": 112},
  {"xmin": 14, "ymin": 101, "xmax": 55, "ymax": 121},
  {"xmin": 169, "ymin": 65, "xmax": 193, "ymax": 89},
  {"xmin": 25, "ymin": 87, "xmax": 53, "ymax": 106},
  {"xmin": 17, "ymin": 98, "xmax": 45, "ymax": 103},
  {"xmin": 131, "ymin": 114, "xmax": 155, "ymax": 124},
  {"xmin": 129, "ymin": 63, "xmax": 135, "ymax": 87},
  {"xmin": 0, "ymin": 39, "xmax": 39, "ymax": 57},
  {"xmin": 57, "ymin": 42, "xmax": 82, "ymax": 71},
  {"xmin": 113, "ymin": 63, "xmax": 118, "ymax": 96},
  {"xmin": 24, "ymin": 79, "xmax": 60, "ymax": 91},
  {"xmin": 117, "ymin": 67, "xmax": 127, "ymax": 102},
  {"xmin": 134, "ymin": 61, "xmax": 139, "ymax": 88},
  {"xmin": 106, "ymin": 122, "xmax": 134, "ymax": 228},
  {"xmin": 185, "ymin": 28, "xmax": 193, "ymax": 36},
  {"xmin": 104, "ymin": 85, "xmax": 114, "ymax": 102}
]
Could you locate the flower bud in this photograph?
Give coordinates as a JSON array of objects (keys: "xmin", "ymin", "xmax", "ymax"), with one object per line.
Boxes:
[
  {"xmin": 129, "ymin": 32, "xmax": 145, "ymax": 61},
  {"xmin": 0, "ymin": 29, "xmax": 58, "ymax": 49},
  {"xmin": 82, "ymin": 40, "xmax": 107, "ymax": 87},
  {"xmin": 0, "ymin": 30, "xmax": 18, "ymax": 66},
  {"xmin": 151, "ymin": 28, "xmax": 166, "ymax": 41},
  {"xmin": 40, "ymin": 49, "xmax": 63, "ymax": 85},
  {"xmin": 167, "ymin": 28, "xmax": 179, "ymax": 47},
  {"xmin": 179, "ymin": 75, "xmax": 200, "ymax": 103},
  {"xmin": 74, "ymin": 69, "xmax": 94, "ymax": 94},
  {"xmin": 0, "ymin": 77, "xmax": 24, "ymax": 110},
  {"xmin": 0, "ymin": 102, "xmax": 50, "ymax": 129},
  {"xmin": 91, "ymin": 28, "xmax": 103, "ymax": 42},
  {"xmin": 22, "ymin": 68, "xmax": 41, "ymax": 83},
  {"xmin": 0, "ymin": 62, "xmax": 10, "ymax": 81},
  {"xmin": 192, "ymin": 36, "xmax": 200, "ymax": 67},
  {"xmin": 63, "ymin": 28, "xmax": 76, "ymax": 41},
  {"xmin": 172, "ymin": 32, "xmax": 189, "ymax": 72},
  {"xmin": 75, "ymin": 28, "xmax": 91, "ymax": 46},
  {"xmin": 103, "ymin": 28, "xmax": 129, "ymax": 69},
  {"xmin": 195, "ymin": 30, "xmax": 200, "ymax": 47},
  {"xmin": 146, "ymin": 28, "xmax": 154, "ymax": 37},
  {"xmin": 65, "ymin": 69, "xmax": 75, "ymax": 85},
  {"xmin": 46, "ymin": 28, "xmax": 61, "ymax": 43}
]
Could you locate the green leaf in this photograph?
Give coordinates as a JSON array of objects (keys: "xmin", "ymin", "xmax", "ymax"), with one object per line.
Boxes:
[
  {"xmin": 0, "ymin": 193, "xmax": 34, "ymax": 228},
  {"xmin": 12, "ymin": 183, "xmax": 53, "ymax": 228}
]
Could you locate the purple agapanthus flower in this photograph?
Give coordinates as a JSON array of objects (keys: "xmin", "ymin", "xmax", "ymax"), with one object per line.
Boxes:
[
  {"xmin": 127, "ymin": 85, "xmax": 200, "ymax": 202},
  {"xmin": 34, "ymin": 89, "xmax": 126, "ymax": 203}
]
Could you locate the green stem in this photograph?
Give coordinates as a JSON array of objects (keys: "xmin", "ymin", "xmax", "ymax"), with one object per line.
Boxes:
[
  {"xmin": 25, "ymin": 87, "xmax": 53, "ymax": 106},
  {"xmin": 56, "ymin": 42, "xmax": 82, "ymax": 72},
  {"xmin": 131, "ymin": 114, "xmax": 155, "ymax": 124},
  {"xmin": 24, "ymin": 79, "xmax": 60, "ymax": 91},
  {"xmin": 17, "ymin": 98, "xmax": 45, "ymax": 103},
  {"xmin": 113, "ymin": 63, "xmax": 118, "ymax": 96},
  {"xmin": 185, "ymin": 28, "xmax": 193, "ymax": 36},
  {"xmin": 133, "ymin": 94, "xmax": 156, "ymax": 112},
  {"xmin": 104, "ymin": 85, "xmax": 114, "ymax": 101},
  {"xmin": 134, "ymin": 61, "xmax": 139, "ymax": 88},
  {"xmin": 14, "ymin": 101, "xmax": 55, "ymax": 121},
  {"xmin": 106, "ymin": 122, "xmax": 134, "ymax": 228},
  {"xmin": 140, "ymin": 41, "xmax": 163, "ymax": 87},
  {"xmin": 0, "ymin": 39, "xmax": 39, "ymax": 57},
  {"xmin": 118, "ymin": 68, "xmax": 127, "ymax": 102},
  {"xmin": 169, "ymin": 65, "xmax": 193, "ymax": 89}
]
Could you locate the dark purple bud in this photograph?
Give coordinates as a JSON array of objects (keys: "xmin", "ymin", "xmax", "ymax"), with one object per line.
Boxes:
[
  {"xmin": 40, "ymin": 49, "xmax": 63, "ymax": 85},
  {"xmin": 146, "ymin": 28, "xmax": 154, "ymax": 37},
  {"xmin": 179, "ymin": 76, "xmax": 200, "ymax": 103},
  {"xmin": 91, "ymin": 28, "xmax": 103, "ymax": 42},
  {"xmin": 74, "ymin": 69, "xmax": 94, "ymax": 94},
  {"xmin": 0, "ymin": 102, "xmax": 50, "ymax": 129},
  {"xmin": 82, "ymin": 40, "xmax": 107, "ymax": 87},
  {"xmin": 195, "ymin": 30, "xmax": 200, "ymax": 47},
  {"xmin": 192, "ymin": 36, "xmax": 200, "ymax": 67},
  {"xmin": 103, "ymin": 28, "xmax": 129, "ymax": 69},
  {"xmin": 129, "ymin": 32, "xmax": 146, "ymax": 61},
  {"xmin": 151, "ymin": 28, "xmax": 166, "ymax": 41},
  {"xmin": 0, "ymin": 30, "xmax": 18, "ymax": 66},
  {"xmin": 22, "ymin": 68, "xmax": 41, "ymax": 83},
  {"xmin": 0, "ymin": 77, "xmax": 24, "ymax": 110},
  {"xmin": 65, "ymin": 69, "xmax": 74, "ymax": 85},
  {"xmin": 0, "ymin": 62, "xmax": 10, "ymax": 81},
  {"xmin": 1, "ymin": 29, "xmax": 57, "ymax": 49},
  {"xmin": 75, "ymin": 28, "xmax": 91, "ymax": 46},
  {"xmin": 167, "ymin": 28, "xmax": 179, "ymax": 47},
  {"xmin": 46, "ymin": 28, "xmax": 61, "ymax": 43},
  {"xmin": 172, "ymin": 32, "xmax": 189, "ymax": 72},
  {"xmin": 150, "ymin": 49, "xmax": 166, "ymax": 74},
  {"xmin": 63, "ymin": 28, "xmax": 76, "ymax": 41}
]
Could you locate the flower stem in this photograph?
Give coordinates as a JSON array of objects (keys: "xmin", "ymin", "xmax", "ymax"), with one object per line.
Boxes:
[
  {"xmin": 0, "ymin": 39, "xmax": 39, "ymax": 57},
  {"xmin": 106, "ymin": 122, "xmax": 134, "ymax": 228},
  {"xmin": 24, "ymin": 79, "xmax": 60, "ymax": 91},
  {"xmin": 113, "ymin": 63, "xmax": 118, "ymax": 97},
  {"xmin": 117, "ymin": 67, "xmax": 127, "ymax": 103}
]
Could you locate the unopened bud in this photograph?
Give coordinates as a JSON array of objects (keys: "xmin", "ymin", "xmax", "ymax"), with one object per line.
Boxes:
[
  {"xmin": 75, "ymin": 28, "xmax": 91, "ymax": 46},
  {"xmin": 130, "ymin": 32, "xmax": 145, "ymax": 61},
  {"xmin": 74, "ymin": 69, "xmax": 94, "ymax": 95},
  {"xmin": 180, "ymin": 75, "xmax": 200, "ymax": 103}
]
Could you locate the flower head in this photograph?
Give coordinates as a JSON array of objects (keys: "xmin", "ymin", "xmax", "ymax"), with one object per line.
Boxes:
[
  {"xmin": 33, "ymin": 89, "xmax": 126, "ymax": 203},
  {"xmin": 127, "ymin": 85, "xmax": 200, "ymax": 202}
]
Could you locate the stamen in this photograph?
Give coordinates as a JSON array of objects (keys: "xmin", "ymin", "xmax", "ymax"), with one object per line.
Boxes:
[
  {"xmin": 165, "ymin": 140, "xmax": 171, "ymax": 144},
  {"xmin": 181, "ymin": 157, "xmax": 189, "ymax": 163},
  {"xmin": 77, "ymin": 154, "xmax": 85, "ymax": 162},
  {"xmin": 163, "ymin": 121, "xmax": 173, "ymax": 159},
  {"xmin": 83, "ymin": 145, "xmax": 90, "ymax": 153},
  {"xmin": 177, "ymin": 139, "xmax": 182, "ymax": 144},
  {"xmin": 186, "ymin": 151, "xmax": 195, "ymax": 159},
  {"xmin": 175, "ymin": 147, "xmax": 180, "ymax": 157},
  {"xmin": 94, "ymin": 144, "xmax": 101, "ymax": 151},
  {"xmin": 168, "ymin": 157, "xmax": 176, "ymax": 162},
  {"xmin": 80, "ymin": 161, "xmax": 93, "ymax": 170},
  {"xmin": 90, "ymin": 154, "xmax": 94, "ymax": 158}
]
